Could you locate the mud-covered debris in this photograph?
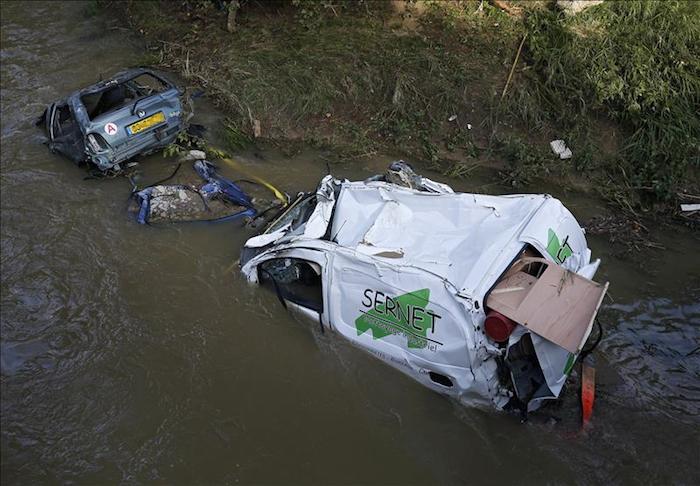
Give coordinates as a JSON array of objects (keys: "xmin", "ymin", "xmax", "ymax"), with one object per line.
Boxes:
[
  {"xmin": 132, "ymin": 157, "xmax": 256, "ymax": 224},
  {"xmin": 586, "ymin": 214, "xmax": 664, "ymax": 252},
  {"xmin": 180, "ymin": 149, "xmax": 206, "ymax": 161},
  {"xmin": 378, "ymin": 160, "xmax": 454, "ymax": 194}
]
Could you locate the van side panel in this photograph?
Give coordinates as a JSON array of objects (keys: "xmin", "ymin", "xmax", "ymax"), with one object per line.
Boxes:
[{"xmin": 327, "ymin": 251, "xmax": 494, "ymax": 403}]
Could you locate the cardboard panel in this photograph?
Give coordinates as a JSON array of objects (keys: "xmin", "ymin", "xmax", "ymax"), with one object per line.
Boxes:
[{"xmin": 488, "ymin": 258, "xmax": 608, "ymax": 353}]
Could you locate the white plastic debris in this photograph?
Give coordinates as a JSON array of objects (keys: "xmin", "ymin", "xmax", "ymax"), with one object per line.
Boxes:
[
  {"xmin": 181, "ymin": 149, "xmax": 207, "ymax": 161},
  {"xmin": 680, "ymin": 204, "xmax": 700, "ymax": 212},
  {"xmin": 448, "ymin": 114, "xmax": 458, "ymax": 122},
  {"xmin": 550, "ymin": 139, "xmax": 573, "ymax": 160},
  {"xmin": 252, "ymin": 119, "xmax": 262, "ymax": 138},
  {"xmin": 467, "ymin": 123, "xmax": 472, "ymax": 130}
]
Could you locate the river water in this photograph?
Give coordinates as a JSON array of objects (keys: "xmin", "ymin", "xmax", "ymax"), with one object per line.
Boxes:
[{"xmin": 1, "ymin": 2, "xmax": 699, "ymax": 484}]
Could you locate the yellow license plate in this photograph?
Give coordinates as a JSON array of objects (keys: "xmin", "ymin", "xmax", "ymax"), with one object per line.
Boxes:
[{"xmin": 127, "ymin": 111, "xmax": 166, "ymax": 135}]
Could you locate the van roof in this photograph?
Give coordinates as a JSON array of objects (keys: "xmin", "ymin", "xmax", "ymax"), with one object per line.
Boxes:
[{"xmin": 328, "ymin": 181, "xmax": 552, "ymax": 296}]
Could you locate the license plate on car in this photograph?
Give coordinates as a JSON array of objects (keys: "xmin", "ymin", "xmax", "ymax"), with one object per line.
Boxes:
[{"xmin": 127, "ymin": 111, "xmax": 166, "ymax": 135}]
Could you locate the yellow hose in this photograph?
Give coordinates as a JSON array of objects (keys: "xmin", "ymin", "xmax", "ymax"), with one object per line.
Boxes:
[{"xmin": 220, "ymin": 156, "xmax": 288, "ymax": 205}]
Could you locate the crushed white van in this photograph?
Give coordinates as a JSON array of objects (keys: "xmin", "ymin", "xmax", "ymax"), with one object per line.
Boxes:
[{"xmin": 240, "ymin": 163, "xmax": 608, "ymax": 415}]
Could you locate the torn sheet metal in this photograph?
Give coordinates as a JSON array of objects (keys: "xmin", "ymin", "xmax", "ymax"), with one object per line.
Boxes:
[
  {"xmin": 302, "ymin": 175, "xmax": 337, "ymax": 239},
  {"xmin": 240, "ymin": 162, "xmax": 608, "ymax": 414},
  {"xmin": 133, "ymin": 160, "xmax": 256, "ymax": 224},
  {"xmin": 194, "ymin": 160, "xmax": 253, "ymax": 208},
  {"xmin": 384, "ymin": 160, "xmax": 454, "ymax": 194}
]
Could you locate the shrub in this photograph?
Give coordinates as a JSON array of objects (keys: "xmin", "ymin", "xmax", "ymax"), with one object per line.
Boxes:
[{"xmin": 523, "ymin": 0, "xmax": 700, "ymax": 199}]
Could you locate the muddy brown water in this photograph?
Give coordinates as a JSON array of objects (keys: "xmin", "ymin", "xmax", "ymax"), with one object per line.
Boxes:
[{"xmin": 2, "ymin": 2, "xmax": 699, "ymax": 484}]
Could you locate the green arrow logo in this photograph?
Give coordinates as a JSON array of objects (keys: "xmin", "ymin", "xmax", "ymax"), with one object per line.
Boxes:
[
  {"xmin": 547, "ymin": 228, "xmax": 573, "ymax": 264},
  {"xmin": 355, "ymin": 288, "xmax": 442, "ymax": 349}
]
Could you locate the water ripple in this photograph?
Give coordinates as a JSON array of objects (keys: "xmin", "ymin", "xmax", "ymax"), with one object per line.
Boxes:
[{"xmin": 602, "ymin": 299, "xmax": 700, "ymax": 421}]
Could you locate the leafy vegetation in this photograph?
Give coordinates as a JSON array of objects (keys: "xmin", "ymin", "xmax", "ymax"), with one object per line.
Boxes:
[
  {"xmin": 120, "ymin": 0, "xmax": 518, "ymax": 153},
  {"xmin": 116, "ymin": 0, "xmax": 699, "ymax": 210},
  {"xmin": 496, "ymin": 135, "xmax": 557, "ymax": 187},
  {"xmin": 515, "ymin": 0, "xmax": 700, "ymax": 200}
]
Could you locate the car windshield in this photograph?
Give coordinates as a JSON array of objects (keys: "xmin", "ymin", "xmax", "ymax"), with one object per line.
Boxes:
[
  {"xmin": 265, "ymin": 194, "xmax": 317, "ymax": 235},
  {"xmin": 80, "ymin": 73, "xmax": 169, "ymax": 121}
]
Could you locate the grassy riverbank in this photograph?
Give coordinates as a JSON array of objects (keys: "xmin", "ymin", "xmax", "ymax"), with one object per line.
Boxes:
[{"xmin": 113, "ymin": 0, "xmax": 698, "ymax": 216}]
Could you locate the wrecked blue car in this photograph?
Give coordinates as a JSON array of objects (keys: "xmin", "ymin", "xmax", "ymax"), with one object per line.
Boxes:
[{"xmin": 37, "ymin": 68, "xmax": 188, "ymax": 172}]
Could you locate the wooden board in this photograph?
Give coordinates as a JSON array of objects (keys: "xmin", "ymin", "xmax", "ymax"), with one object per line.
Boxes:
[{"xmin": 488, "ymin": 258, "xmax": 608, "ymax": 353}]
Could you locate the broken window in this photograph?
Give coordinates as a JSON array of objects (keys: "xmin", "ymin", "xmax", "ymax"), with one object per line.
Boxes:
[
  {"xmin": 258, "ymin": 258, "xmax": 323, "ymax": 313},
  {"xmin": 266, "ymin": 194, "xmax": 317, "ymax": 235},
  {"xmin": 81, "ymin": 85, "xmax": 130, "ymax": 120},
  {"xmin": 484, "ymin": 245, "xmax": 542, "ymax": 311},
  {"xmin": 81, "ymin": 73, "xmax": 170, "ymax": 120},
  {"xmin": 486, "ymin": 246, "xmax": 607, "ymax": 354},
  {"xmin": 129, "ymin": 73, "xmax": 168, "ymax": 97}
]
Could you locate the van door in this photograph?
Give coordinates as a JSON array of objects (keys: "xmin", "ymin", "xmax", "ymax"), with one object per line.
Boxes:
[
  {"xmin": 327, "ymin": 252, "xmax": 479, "ymax": 395},
  {"xmin": 257, "ymin": 249, "xmax": 329, "ymax": 326}
]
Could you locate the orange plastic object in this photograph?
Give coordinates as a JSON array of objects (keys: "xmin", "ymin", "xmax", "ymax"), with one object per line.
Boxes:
[{"xmin": 581, "ymin": 361, "xmax": 596, "ymax": 427}]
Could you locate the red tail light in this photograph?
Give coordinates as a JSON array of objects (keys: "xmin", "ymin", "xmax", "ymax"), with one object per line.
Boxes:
[{"xmin": 484, "ymin": 310, "xmax": 516, "ymax": 342}]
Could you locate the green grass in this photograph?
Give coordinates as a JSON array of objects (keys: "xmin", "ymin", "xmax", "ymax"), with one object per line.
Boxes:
[
  {"xmin": 508, "ymin": 0, "xmax": 700, "ymax": 201},
  {"xmin": 115, "ymin": 0, "xmax": 699, "ymax": 211},
  {"xmin": 120, "ymin": 0, "xmax": 521, "ymax": 158}
]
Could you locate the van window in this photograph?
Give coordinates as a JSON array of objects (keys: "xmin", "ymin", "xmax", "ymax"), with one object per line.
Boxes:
[
  {"xmin": 259, "ymin": 258, "xmax": 323, "ymax": 313},
  {"xmin": 266, "ymin": 194, "xmax": 317, "ymax": 235}
]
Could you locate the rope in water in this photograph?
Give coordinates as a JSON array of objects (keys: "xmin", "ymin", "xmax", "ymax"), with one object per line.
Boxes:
[{"xmin": 220, "ymin": 156, "xmax": 288, "ymax": 205}]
